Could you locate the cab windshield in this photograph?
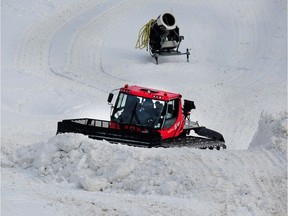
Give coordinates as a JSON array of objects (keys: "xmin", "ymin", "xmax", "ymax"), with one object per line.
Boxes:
[{"xmin": 111, "ymin": 93, "xmax": 165, "ymax": 129}]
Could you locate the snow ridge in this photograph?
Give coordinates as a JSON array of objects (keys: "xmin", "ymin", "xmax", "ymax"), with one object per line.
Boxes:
[
  {"xmin": 249, "ymin": 111, "xmax": 287, "ymax": 154},
  {"xmin": 3, "ymin": 112, "xmax": 286, "ymax": 215}
]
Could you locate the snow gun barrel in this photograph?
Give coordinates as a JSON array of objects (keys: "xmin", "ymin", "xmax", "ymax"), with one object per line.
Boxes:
[{"xmin": 155, "ymin": 12, "xmax": 177, "ymax": 31}]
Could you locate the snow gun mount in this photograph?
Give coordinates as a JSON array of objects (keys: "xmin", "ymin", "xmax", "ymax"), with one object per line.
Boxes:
[
  {"xmin": 135, "ymin": 12, "xmax": 190, "ymax": 64},
  {"xmin": 57, "ymin": 84, "xmax": 226, "ymax": 149}
]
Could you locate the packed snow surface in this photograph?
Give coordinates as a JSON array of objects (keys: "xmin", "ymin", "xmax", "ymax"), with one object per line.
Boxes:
[{"xmin": 1, "ymin": 0, "xmax": 287, "ymax": 215}]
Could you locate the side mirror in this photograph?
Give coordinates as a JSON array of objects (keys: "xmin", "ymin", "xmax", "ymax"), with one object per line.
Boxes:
[
  {"xmin": 183, "ymin": 100, "xmax": 195, "ymax": 111},
  {"xmin": 183, "ymin": 99, "xmax": 196, "ymax": 117},
  {"xmin": 107, "ymin": 93, "xmax": 114, "ymax": 103}
]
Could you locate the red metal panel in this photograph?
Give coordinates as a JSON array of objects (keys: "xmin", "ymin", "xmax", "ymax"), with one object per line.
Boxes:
[{"xmin": 120, "ymin": 85, "xmax": 181, "ymax": 101}]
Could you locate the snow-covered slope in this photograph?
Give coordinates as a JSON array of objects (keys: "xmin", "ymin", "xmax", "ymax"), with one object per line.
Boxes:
[{"xmin": 1, "ymin": 0, "xmax": 287, "ymax": 215}]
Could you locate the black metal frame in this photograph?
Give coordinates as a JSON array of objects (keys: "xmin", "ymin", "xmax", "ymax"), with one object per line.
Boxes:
[
  {"xmin": 149, "ymin": 34, "xmax": 190, "ymax": 64},
  {"xmin": 57, "ymin": 118, "xmax": 162, "ymax": 147},
  {"xmin": 152, "ymin": 48, "xmax": 190, "ymax": 64}
]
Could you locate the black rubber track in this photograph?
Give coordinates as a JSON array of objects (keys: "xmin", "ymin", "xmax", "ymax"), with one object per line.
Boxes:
[{"xmin": 160, "ymin": 136, "xmax": 226, "ymax": 150}]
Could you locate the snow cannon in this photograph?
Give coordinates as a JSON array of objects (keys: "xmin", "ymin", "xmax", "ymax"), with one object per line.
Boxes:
[{"xmin": 135, "ymin": 12, "xmax": 190, "ymax": 64}]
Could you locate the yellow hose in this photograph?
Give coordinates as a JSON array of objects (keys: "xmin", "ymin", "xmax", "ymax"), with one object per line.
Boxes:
[{"xmin": 135, "ymin": 19, "xmax": 155, "ymax": 50}]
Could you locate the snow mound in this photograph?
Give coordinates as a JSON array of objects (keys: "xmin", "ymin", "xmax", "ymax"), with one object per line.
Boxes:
[
  {"xmin": 11, "ymin": 134, "xmax": 208, "ymax": 195},
  {"xmin": 6, "ymin": 131, "xmax": 287, "ymax": 215},
  {"xmin": 249, "ymin": 111, "xmax": 287, "ymax": 154}
]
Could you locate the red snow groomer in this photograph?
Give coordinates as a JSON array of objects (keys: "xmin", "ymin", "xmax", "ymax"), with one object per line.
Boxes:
[
  {"xmin": 135, "ymin": 12, "xmax": 190, "ymax": 64},
  {"xmin": 57, "ymin": 84, "xmax": 225, "ymax": 149}
]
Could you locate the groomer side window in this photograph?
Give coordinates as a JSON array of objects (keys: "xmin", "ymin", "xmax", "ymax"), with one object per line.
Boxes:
[{"xmin": 163, "ymin": 99, "xmax": 179, "ymax": 128}]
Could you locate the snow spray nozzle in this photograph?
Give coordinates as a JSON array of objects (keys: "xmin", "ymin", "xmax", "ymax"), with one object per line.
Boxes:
[{"xmin": 156, "ymin": 13, "xmax": 177, "ymax": 30}]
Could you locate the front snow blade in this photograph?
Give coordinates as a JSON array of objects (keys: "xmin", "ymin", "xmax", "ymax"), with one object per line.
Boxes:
[
  {"xmin": 57, "ymin": 118, "xmax": 162, "ymax": 147},
  {"xmin": 193, "ymin": 127, "xmax": 225, "ymax": 142}
]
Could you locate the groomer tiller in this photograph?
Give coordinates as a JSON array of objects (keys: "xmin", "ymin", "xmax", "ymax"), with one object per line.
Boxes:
[{"xmin": 136, "ymin": 12, "xmax": 190, "ymax": 64}]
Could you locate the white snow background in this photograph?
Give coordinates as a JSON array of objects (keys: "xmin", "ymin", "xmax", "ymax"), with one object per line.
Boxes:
[{"xmin": 1, "ymin": 0, "xmax": 287, "ymax": 215}]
